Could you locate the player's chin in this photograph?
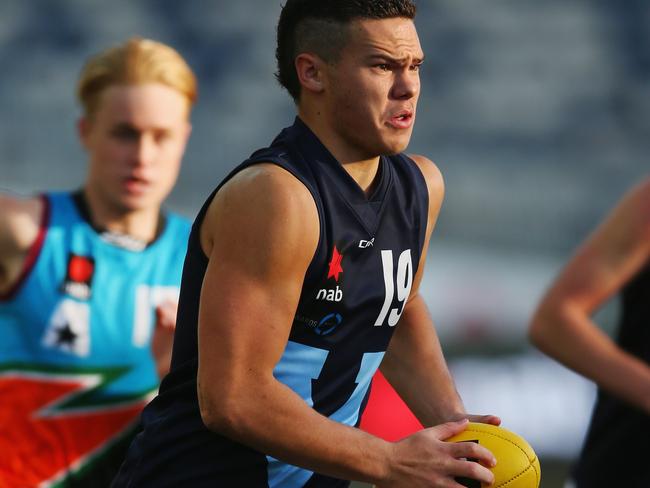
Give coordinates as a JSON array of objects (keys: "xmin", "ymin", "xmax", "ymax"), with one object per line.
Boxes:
[
  {"xmin": 380, "ymin": 128, "xmax": 413, "ymax": 153},
  {"xmin": 381, "ymin": 136, "xmax": 412, "ymax": 156},
  {"xmin": 118, "ymin": 193, "xmax": 159, "ymax": 213}
]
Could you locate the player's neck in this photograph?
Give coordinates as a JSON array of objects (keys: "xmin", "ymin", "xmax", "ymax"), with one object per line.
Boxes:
[
  {"xmin": 79, "ymin": 187, "xmax": 162, "ymax": 245},
  {"xmin": 298, "ymin": 110, "xmax": 381, "ymax": 196},
  {"xmin": 341, "ymin": 159, "xmax": 383, "ymax": 196}
]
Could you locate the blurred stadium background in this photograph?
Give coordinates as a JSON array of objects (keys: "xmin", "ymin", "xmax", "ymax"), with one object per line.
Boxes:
[{"xmin": 1, "ymin": 1, "xmax": 647, "ymax": 486}]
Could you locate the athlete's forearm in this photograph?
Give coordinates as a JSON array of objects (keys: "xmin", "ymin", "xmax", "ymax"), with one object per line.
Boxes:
[
  {"xmin": 198, "ymin": 373, "xmax": 394, "ymax": 485},
  {"xmin": 531, "ymin": 303, "xmax": 650, "ymax": 413}
]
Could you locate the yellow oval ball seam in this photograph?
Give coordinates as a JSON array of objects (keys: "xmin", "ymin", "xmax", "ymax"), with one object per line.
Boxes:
[
  {"xmin": 462, "ymin": 426, "xmax": 535, "ymax": 462},
  {"xmin": 499, "ymin": 461, "xmax": 540, "ymax": 488},
  {"xmin": 461, "ymin": 426, "xmax": 540, "ymax": 487}
]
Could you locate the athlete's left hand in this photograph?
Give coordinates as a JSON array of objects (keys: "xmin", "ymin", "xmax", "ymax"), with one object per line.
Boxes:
[
  {"xmin": 465, "ymin": 414, "xmax": 501, "ymax": 426},
  {"xmin": 151, "ymin": 300, "xmax": 178, "ymax": 379}
]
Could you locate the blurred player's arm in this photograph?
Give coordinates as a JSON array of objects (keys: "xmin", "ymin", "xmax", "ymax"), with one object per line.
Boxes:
[
  {"xmin": 529, "ymin": 178, "xmax": 650, "ymax": 413},
  {"xmin": 380, "ymin": 156, "xmax": 500, "ymax": 428},
  {"xmin": 0, "ymin": 193, "xmax": 43, "ymax": 294},
  {"xmin": 196, "ymin": 163, "xmax": 495, "ymax": 487},
  {"xmin": 151, "ymin": 300, "xmax": 178, "ymax": 379}
]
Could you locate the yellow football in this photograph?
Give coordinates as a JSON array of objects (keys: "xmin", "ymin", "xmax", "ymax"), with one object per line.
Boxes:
[{"xmin": 446, "ymin": 422, "xmax": 540, "ymax": 488}]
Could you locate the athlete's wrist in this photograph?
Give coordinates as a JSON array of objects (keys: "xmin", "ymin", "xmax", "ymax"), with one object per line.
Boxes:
[
  {"xmin": 419, "ymin": 402, "xmax": 466, "ymax": 428},
  {"xmin": 372, "ymin": 438, "xmax": 398, "ymax": 486}
]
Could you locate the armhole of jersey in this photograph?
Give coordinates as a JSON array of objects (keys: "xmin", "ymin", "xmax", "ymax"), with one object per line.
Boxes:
[
  {"xmin": 189, "ymin": 187, "xmax": 220, "ymax": 262},
  {"xmin": 261, "ymin": 158, "xmax": 324, "ymax": 280},
  {"xmin": 195, "ymin": 158, "xmax": 324, "ymax": 274},
  {"xmin": 403, "ymin": 154, "xmax": 430, "ymax": 266},
  {"xmin": 0, "ymin": 194, "xmax": 51, "ymax": 301}
]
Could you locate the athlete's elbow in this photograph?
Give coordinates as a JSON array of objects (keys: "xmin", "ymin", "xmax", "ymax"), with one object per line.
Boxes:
[
  {"xmin": 528, "ymin": 299, "xmax": 573, "ymax": 352},
  {"xmin": 199, "ymin": 403, "xmax": 241, "ymax": 436},
  {"xmin": 198, "ymin": 394, "xmax": 222, "ymax": 432},
  {"xmin": 198, "ymin": 387, "xmax": 236, "ymax": 434},
  {"xmin": 529, "ymin": 300, "xmax": 555, "ymax": 347},
  {"xmin": 528, "ymin": 309, "xmax": 549, "ymax": 351},
  {"xmin": 197, "ymin": 379, "xmax": 253, "ymax": 436}
]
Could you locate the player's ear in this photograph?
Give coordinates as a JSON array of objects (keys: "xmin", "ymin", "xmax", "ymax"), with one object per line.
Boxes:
[
  {"xmin": 77, "ymin": 117, "xmax": 92, "ymax": 150},
  {"xmin": 295, "ymin": 53, "xmax": 326, "ymax": 95}
]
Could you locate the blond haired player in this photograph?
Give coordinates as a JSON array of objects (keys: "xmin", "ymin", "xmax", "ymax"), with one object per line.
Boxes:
[{"xmin": 0, "ymin": 38, "xmax": 196, "ymax": 486}]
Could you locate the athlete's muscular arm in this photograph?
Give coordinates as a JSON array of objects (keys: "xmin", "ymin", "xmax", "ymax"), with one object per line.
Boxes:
[
  {"xmin": 197, "ymin": 163, "xmax": 496, "ymax": 487},
  {"xmin": 0, "ymin": 193, "xmax": 43, "ymax": 295},
  {"xmin": 380, "ymin": 156, "xmax": 500, "ymax": 428},
  {"xmin": 530, "ymin": 178, "xmax": 650, "ymax": 414}
]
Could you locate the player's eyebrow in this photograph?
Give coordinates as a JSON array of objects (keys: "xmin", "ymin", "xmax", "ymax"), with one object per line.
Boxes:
[
  {"xmin": 111, "ymin": 122, "xmax": 140, "ymax": 134},
  {"xmin": 367, "ymin": 53, "xmax": 425, "ymax": 65}
]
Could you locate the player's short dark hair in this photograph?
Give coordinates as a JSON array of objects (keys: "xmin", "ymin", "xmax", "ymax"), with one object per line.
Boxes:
[{"xmin": 275, "ymin": 0, "xmax": 417, "ymax": 102}]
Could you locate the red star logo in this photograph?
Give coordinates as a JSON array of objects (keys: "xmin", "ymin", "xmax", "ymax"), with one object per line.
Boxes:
[
  {"xmin": 327, "ymin": 246, "xmax": 343, "ymax": 282},
  {"xmin": 68, "ymin": 255, "xmax": 94, "ymax": 283}
]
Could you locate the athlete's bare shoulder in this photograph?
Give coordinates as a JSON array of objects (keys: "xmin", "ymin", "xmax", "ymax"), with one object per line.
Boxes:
[
  {"xmin": 200, "ymin": 163, "xmax": 319, "ymax": 260},
  {"xmin": 407, "ymin": 154, "xmax": 443, "ymax": 192},
  {"xmin": 407, "ymin": 154, "xmax": 444, "ymax": 210},
  {"xmin": 0, "ymin": 193, "xmax": 43, "ymax": 252}
]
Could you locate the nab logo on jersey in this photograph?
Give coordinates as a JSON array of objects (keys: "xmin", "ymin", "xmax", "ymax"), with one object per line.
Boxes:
[
  {"xmin": 316, "ymin": 286, "xmax": 343, "ymax": 302},
  {"xmin": 318, "ymin": 246, "xmax": 344, "ymax": 301}
]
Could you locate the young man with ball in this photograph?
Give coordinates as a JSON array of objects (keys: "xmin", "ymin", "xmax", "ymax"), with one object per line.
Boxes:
[{"xmin": 115, "ymin": 2, "xmax": 500, "ymax": 487}]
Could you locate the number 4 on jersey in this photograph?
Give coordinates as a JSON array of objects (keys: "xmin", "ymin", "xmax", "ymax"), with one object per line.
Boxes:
[{"xmin": 374, "ymin": 249, "xmax": 413, "ymax": 327}]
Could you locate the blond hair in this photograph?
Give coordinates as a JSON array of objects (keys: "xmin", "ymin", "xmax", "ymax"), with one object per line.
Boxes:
[{"xmin": 77, "ymin": 37, "xmax": 197, "ymax": 117}]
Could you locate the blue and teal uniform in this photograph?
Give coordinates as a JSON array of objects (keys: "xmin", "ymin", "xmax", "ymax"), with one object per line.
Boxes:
[{"xmin": 0, "ymin": 192, "xmax": 190, "ymax": 487}]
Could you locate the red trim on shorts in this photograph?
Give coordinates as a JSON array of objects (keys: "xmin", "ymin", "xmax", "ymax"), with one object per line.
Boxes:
[{"xmin": 0, "ymin": 195, "xmax": 51, "ymax": 301}]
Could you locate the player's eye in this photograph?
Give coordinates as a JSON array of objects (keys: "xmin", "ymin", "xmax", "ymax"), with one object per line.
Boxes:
[
  {"xmin": 111, "ymin": 126, "xmax": 140, "ymax": 141},
  {"xmin": 154, "ymin": 130, "xmax": 172, "ymax": 144}
]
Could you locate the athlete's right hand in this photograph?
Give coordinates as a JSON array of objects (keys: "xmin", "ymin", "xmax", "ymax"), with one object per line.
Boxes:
[
  {"xmin": 151, "ymin": 300, "xmax": 178, "ymax": 379},
  {"xmin": 379, "ymin": 419, "xmax": 496, "ymax": 488}
]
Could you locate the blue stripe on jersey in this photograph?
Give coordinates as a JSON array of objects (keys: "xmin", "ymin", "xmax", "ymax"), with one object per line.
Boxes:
[
  {"xmin": 272, "ymin": 340, "xmax": 330, "ymax": 407},
  {"xmin": 329, "ymin": 351, "xmax": 384, "ymax": 426},
  {"xmin": 267, "ymin": 342, "xmax": 384, "ymax": 487}
]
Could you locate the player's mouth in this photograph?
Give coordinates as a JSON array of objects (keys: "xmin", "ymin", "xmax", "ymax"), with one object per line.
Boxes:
[
  {"xmin": 123, "ymin": 175, "xmax": 151, "ymax": 195},
  {"xmin": 387, "ymin": 110, "xmax": 414, "ymax": 130}
]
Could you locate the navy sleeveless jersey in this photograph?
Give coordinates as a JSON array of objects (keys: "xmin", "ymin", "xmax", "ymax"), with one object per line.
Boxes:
[
  {"xmin": 114, "ymin": 118, "xmax": 429, "ymax": 487},
  {"xmin": 572, "ymin": 262, "xmax": 650, "ymax": 487}
]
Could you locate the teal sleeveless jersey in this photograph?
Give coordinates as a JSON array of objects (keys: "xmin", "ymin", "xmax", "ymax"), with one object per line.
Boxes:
[{"xmin": 0, "ymin": 192, "xmax": 190, "ymax": 487}]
